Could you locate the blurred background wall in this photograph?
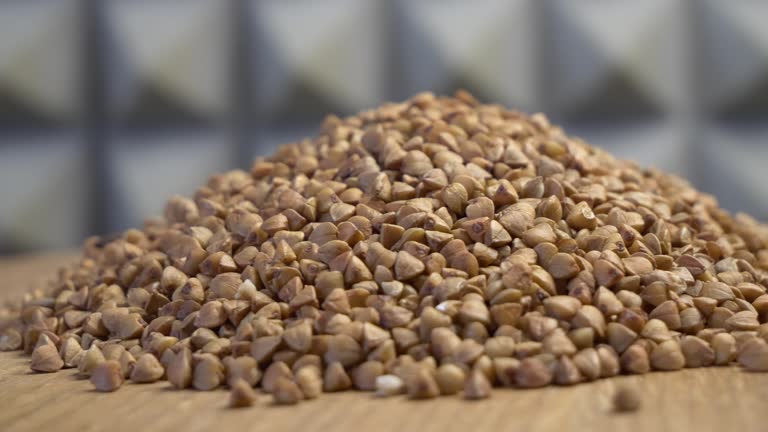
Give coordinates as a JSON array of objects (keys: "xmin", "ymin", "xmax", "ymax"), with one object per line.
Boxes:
[{"xmin": 0, "ymin": 0, "xmax": 767, "ymax": 254}]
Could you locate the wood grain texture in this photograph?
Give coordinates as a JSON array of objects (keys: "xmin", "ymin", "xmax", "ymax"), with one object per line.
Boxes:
[{"xmin": 1, "ymin": 252, "xmax": 767, "ymax": 432}]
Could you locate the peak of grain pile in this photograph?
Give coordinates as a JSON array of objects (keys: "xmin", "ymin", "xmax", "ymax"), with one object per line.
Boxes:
[{"xmin": 4, "ymin": 91, "xmax": 768, "ymax": 405}]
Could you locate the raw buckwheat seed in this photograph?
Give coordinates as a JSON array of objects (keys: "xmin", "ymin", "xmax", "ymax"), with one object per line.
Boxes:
[
  {"xmin": 613, "ymin": 384, "xmax": 641, "ymax": 413},
  {"xmin": 3, "ymin": 91, "xmax": 768, "ymax": 408}
]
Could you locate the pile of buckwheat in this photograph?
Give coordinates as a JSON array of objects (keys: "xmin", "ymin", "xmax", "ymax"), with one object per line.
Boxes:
[{"xmin": 3, "ymin": 91, "xmax": 768, "ymax": 407}]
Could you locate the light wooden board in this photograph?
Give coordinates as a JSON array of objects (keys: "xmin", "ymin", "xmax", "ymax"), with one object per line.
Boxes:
[{"xmin": 1, "ymin": 252, "xmax": 767, "ymax": 432}]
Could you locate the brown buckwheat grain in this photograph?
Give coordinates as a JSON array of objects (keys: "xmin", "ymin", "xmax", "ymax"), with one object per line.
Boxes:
[{"xmin": 3, "ymin": 91, "xmax": 768, "ymax": 407}]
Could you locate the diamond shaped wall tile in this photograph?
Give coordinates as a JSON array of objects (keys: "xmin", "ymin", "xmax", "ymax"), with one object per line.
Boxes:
[
  {"xmin": 105, "ymin": 0, "xmax": 231, "ymax": 126},
  {"xmin": 245, "ymin": 125, "xmax": 318, "ymax": 167},
  {"xmin": 696, "ymin": 126, "xmax": 768, "ymax": 216},
  {"xmin": 562, "ymin": 121, "xmax": 689, "ymax": 179},
  {"xmin": 545, "ymin": 0, "xmax": 685, "ymax": 121},
  {"xmin": 249, "ymin": 0, "xmax": 384, "ymax": 121},
  {"xmin": 0, "ymin": 0, "xmax": 82, "ymax": 128},
  {"xmin": 0, "ymin": 133, "xmax": 87, "ymax": 253},
  {"xmin": 105, "ymin": 131, "xmax": 234, "ymax": 232},
  {"xmin": 395, "ymin": 0, "xmax": 537, "ymax": 111},
  {"xmin": 2, "ymin": 0, "xmax": 768, "ymax": 254},
  {"xmin": 697, "ymin": 0, "xmax": 768, "ymax": 121}
]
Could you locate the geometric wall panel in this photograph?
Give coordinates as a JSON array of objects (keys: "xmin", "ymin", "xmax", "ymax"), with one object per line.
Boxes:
[
  {"xmin": 105, "ymin": 0, "xmax": 231, "ymax": 126},
  {"xmin": 105, "ymin": 131, "xmax": 233, "ymax": 232},
  {"xmin": 563, "ymin": 122, "xmax": 689, "ymax": 179},
  {"xmin": 696, "ymin": 0, "xmax": 768, "ymax": 121},
  {"xmin": 0, "ymin": 134, "xmax": 87, "ymax": 253},
  {"xmin": 249, "ymin": 0, "xmax": 384, "ymax": 121},
  {"xmin": 546, "ymin": 0, "xmax": 685, "ymax": 121},
  {"xmin": 246, "ymin": 126, "xmax": 319, "ymax": 165},
  {"xmin": 1, "ymin": 0, "xmax": 768, "ymax": 254},
  {"xmin": 697, "ymin": 126, "xmax": 768, "ymax": 217},
  {"xmin": 0, "ymin": 0, "xmax": 82, "ymax": 128},
  {"xmin": 396, "ymin": 0, "xmax": 537, "ymax": 111}
]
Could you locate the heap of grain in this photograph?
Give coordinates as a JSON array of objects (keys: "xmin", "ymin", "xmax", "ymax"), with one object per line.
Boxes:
[{"xmin": 3, "ymin": 91, "xmax": 768, "ymax": 405}]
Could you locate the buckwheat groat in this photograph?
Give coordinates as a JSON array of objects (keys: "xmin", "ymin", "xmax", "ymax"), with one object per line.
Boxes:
[{"xmin": 3, "ymin": 91, "xmax": 768, "ymax": 408}]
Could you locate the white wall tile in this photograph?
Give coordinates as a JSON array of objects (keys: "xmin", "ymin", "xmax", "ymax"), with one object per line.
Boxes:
[
  {"xmin": 105, "ymin": 131, "xmax": 233, "ymax": 231},
  {"xmin": 249, "ymin": 0, "xmax": 384, "ymax": 119},
  {"xmin": 105, "ymin": 0, "xmax": 231, "ymax": 124},
  {"xmin": 0, "ymin": 133, "xmax": 87, "ymax": 251},
  {"xmin": 396, "ymin": 0, "xmax": 538, "ymax": 111},
  {"xmin": 697, "ymin": 0, "xmax": 768, "ymax": 118},
  {"xmin": 0, "ymin": 0, "xmax": 81, "ymax": 125},
  {"xmin": 546, "ymin": 0, "xmax": 685, "ymax": 119}
]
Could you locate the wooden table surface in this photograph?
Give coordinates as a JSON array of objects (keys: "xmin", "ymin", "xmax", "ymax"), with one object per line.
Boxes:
[{"xmin": 1, "ymin": 252, "xmax": 767, "ymax": 432}]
